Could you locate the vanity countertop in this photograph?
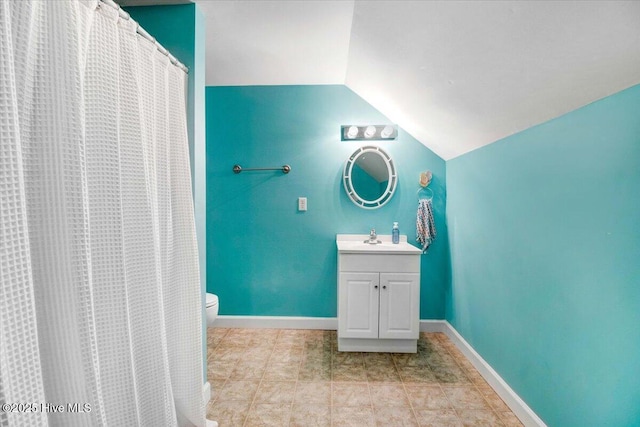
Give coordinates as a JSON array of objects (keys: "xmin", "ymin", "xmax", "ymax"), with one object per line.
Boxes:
[{"xmin": 336, "ymin": 234, "xmax": 422, "ymax": 255}]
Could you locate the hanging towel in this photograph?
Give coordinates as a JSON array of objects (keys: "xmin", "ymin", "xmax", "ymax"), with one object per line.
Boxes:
[{"xmin": 417, "ymin": 199, "xmax": 437, "ymax": 252}]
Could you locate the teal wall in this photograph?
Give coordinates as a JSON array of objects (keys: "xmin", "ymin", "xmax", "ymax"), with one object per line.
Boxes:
[
  {"xmin": 446, "ymin": 84, "xmax": 640, "ymax": 426},
  {"xmin": 126, "ymin": 4, "xmax": 208, "ymax": 380},
  {"xmin": 206, "ymin": 85, "xmax": 448, "ymax": 319}
]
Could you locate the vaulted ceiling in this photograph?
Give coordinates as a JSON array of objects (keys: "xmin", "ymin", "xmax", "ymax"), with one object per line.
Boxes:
[{"xmin": 192, "ymin": 1, "xmax": 640, "ymax": 159}]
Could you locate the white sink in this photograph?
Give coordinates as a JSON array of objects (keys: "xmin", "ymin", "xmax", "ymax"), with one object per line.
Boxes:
[{"xmin": 336, "ymin": 234, "xmax": 422, "ymax": 255}]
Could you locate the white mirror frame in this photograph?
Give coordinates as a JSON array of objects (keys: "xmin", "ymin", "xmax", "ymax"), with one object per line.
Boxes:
[{"xmin": 343, "ymin": 145, "xmax": 397, "ymax": 209}]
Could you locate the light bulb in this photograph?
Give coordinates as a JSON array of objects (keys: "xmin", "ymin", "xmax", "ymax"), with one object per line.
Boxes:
[
  {"xmin": 347, "ymin": 126, "xmax": 358, "ymax": 139},
  {"xmin": 364, "ymin": 125, "xmax": 376, "ymax": 138},
  {"xmin": 380, "ymin": 125, "xmax": 394, "ymax": 138}
]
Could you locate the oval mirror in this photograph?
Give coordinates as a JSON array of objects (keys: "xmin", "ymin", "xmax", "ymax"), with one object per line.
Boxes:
[{"xmin": 343, "ymin": 146, "xmax": 397, "ymax": 209}]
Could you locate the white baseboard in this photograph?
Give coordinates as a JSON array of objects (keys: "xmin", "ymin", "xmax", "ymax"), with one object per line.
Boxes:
[
  {"xmin": 214, "ymin": 315, "xmax": 337, "ymax": 330},
  {"xmin": 212, "ymin": 316, "xmax": 544, "ymax": 426},
  {"xmin": 441, "ymin": 322, "xmax": 546, "ymax": 427},
  {"xmin": 419, "ymin": 319, "xmax": 448, "ymax": 332}
]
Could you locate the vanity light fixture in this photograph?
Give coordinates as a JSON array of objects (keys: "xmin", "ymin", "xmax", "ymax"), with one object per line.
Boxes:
[{"xmin": 341, "ymin": 124, "xmax": 398, "ymax": 141}]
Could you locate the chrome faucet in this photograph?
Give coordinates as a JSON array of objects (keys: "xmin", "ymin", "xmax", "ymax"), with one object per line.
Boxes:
[{"xmin": 365, "ymin": 228, "xmax": 381, "ymax": 244}]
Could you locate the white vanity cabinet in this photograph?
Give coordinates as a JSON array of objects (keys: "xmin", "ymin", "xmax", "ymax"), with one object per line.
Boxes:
[{"xmin": 336, "ymin": 234, "xmax": 422, "ymax": 353}]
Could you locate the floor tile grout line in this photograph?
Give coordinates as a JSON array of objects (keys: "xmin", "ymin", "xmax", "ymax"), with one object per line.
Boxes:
[
  {"xmin": 329, "ymin": 336, "xmax": 339, "ymax": 426},
  {"xmin": 430, "ymin": 334, "xmax": 466, "ymax": 423},
  {"xmin": 434, "ymin": 354, "xmax": 463, "ymax": 419},
  {"xmin": 394, "ymin": 354, "xmax": 422, "ymax": 426},
  {"xmin": 364, "ymin": 353, "xmax": 376, "ymax": 426},
  {"xmin": 423, "ymin": 333, "xmax": 465, "ymax": 423},
  {"xmin": 206, "ymin": 328, "xmax": 230, "ymax": 408},
  {"xmin": 241, "ymin": 329, "xmax": 279, "ymax": 427},
  {"xmin": 287, "ymin": 331, "xmax": 307, "ymax": 427},
  {"xmin": 330, "ymin": 333, "xmax": 334, "ymax": 426}
]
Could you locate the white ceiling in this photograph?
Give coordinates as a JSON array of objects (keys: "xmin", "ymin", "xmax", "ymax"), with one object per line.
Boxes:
[
  {"xmin": 197, "ymin": 1, "xmax": 354, "ymax": 85},
  {"xmin": 195, "ymin": 0, "xmax": 640, "ymax": 159}
]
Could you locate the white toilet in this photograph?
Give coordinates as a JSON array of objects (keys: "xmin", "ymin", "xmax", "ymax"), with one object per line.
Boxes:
[{"xmin": 206, "ymin": 293, "xmax": 219, "ymax": 327}]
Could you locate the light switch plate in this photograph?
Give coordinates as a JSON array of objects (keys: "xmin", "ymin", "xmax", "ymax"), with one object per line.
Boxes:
[{"xmin": 298, "ymin": 197, "xmax": 307, "ymax": 211}]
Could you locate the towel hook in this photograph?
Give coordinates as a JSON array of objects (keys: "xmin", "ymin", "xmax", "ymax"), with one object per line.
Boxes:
[{"xmin": 417, "ymin": 170, "xmax": 433, "ymax": 200}]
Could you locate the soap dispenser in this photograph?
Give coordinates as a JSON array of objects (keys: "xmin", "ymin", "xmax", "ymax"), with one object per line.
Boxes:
[{"xmin": 392, "ymin": 222, "xmax": 399, "ymax": 244}]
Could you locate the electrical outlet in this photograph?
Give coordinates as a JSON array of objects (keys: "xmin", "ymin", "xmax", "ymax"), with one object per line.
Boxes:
[{"xmin": 298, "ymin": 197, "xmax": 307, "ymax": 211}]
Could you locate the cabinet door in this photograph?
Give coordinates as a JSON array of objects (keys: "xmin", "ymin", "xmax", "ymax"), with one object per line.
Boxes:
[
  {"xmin": 338, "ymin": 272, "xmax": 379, "ymax": 339},
  {"xmin": 378, "ymin": 273, "xmax": 420, "ymax": 339}
]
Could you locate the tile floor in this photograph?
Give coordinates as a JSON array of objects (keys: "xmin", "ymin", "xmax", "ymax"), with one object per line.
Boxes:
[{"xmin": 206, "ymin": 328, "xmax": 523, "ymax": 427}]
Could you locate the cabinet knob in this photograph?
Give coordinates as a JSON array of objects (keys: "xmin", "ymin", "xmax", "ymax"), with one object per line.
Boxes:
[
  {"xmin": 374, "ymin": 285, "xmax": 378, "ymax": 289},
  {"xmin": 383, "ymin": 285, "xmax": 387, "ymax": 289}
]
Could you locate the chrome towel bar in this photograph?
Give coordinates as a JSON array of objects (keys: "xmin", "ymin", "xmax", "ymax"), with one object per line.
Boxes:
[{"xmin": 232, "ymin": 164, "xmax": 291, "ymax": 174}]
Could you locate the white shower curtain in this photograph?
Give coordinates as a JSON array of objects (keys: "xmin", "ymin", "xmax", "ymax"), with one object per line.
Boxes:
[{"xmin": 0, "ymin": 1, "xmax": 204, "ymax": 426}]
